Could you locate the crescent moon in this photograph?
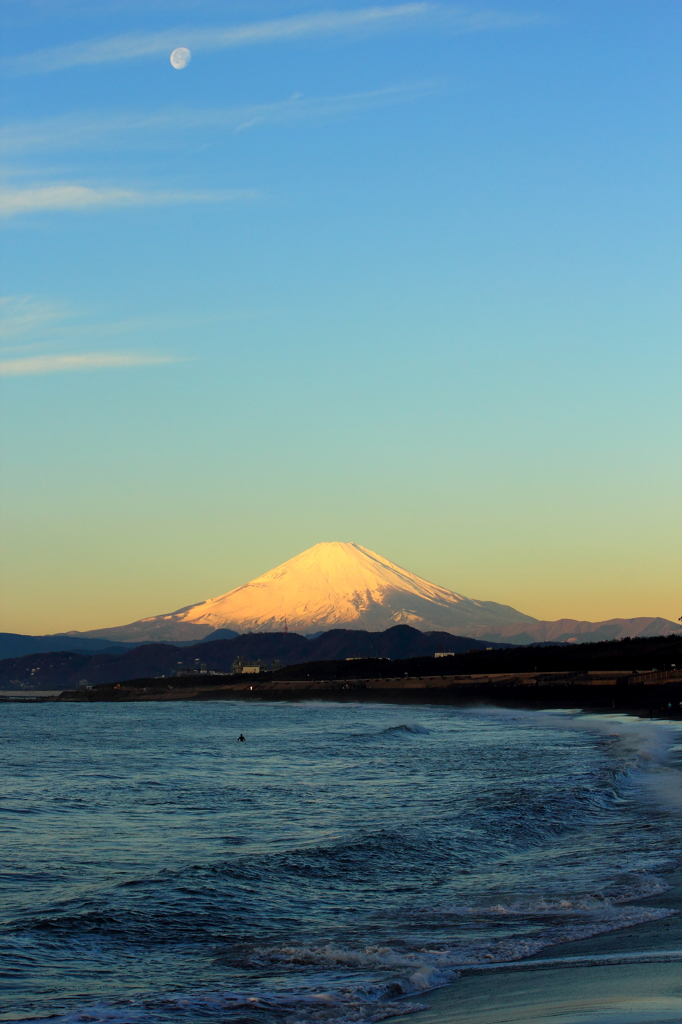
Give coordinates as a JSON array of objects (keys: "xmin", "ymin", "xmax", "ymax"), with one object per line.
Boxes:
[{"xmin": 170, "ymin": 48, "xmax": 191, "ymax": 70}]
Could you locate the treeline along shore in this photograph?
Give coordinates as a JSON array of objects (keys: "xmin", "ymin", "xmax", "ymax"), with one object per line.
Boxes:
[
  {"xmin": 2, "ymin": 626, "xmax": 679, "ymax": 692},
  {"xmin": 45, "ymin": 634, "xmax": 682, "ymax": 716},
  {"xmin": 0, "ymin": 625, "xmax": 504, "ymax": 690}
]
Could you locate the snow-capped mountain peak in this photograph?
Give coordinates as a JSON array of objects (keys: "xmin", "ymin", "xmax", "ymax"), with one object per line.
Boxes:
[
  {"xmin": 68, "ymin": 541, "xmax": 681, "ymax": 645},
  {"xmin": 183, "ymin": 541, "xmax": 470, "ymax": 632}
]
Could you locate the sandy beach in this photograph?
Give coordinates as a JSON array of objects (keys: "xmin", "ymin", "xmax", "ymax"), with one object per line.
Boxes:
[{"xmin": 391, "ymin": 870, "xmax": 682, "ymax": 1024}]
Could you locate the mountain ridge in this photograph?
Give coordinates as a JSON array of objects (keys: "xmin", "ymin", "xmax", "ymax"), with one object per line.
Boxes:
[
  {"xmin": 59, "ymin": 541, "xmax": 680, "ymax": 644},
  {"xmin": 65, "ymin": 541, "xmax": 537, "ymax": 641},
  {"xmin": 0, "ymin": 625, "xmax": 505, "ymax": 690}
]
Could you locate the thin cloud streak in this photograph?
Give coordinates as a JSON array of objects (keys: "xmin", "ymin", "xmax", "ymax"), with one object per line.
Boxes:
[
  {"xmin": 0, "ymin": 184, "xmax": 256, "ymax": 217},
  {"xmin": 0, "ymin": 352, "xmax": 180, "ymax": 376},
  {"xmin": 0, "ymin": 295, "xmax": 69, "ymax": 339},
  {"xmin": 2, "ymin": 5, "xmax": 432, "ymax": 76},
  {"xmin": 0, "ymin": 84, "xmax": 436, "ymax": 154},
  {"xmin": 0, "ymin": 296, "xmax": 243, "ymax": 354}
]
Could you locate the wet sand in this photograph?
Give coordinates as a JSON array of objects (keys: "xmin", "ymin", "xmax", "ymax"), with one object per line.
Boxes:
[{"xmin": 391, "ymin": 869, "xmax": 682, "ymax": 1024}]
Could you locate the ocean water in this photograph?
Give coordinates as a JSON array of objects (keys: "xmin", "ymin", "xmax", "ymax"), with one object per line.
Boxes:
[{"xmin": 1, "ymin": 700, "xmax": 681, "ymax": 1024}]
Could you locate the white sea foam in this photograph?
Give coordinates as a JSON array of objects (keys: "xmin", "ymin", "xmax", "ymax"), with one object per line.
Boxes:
[
  {"xmin": 477, "ymin": 708, "xmax": 682, "ymax": 817},
  {"xmin": 435, "ymin": 880, "xmax": 672, "ymax": 917},
  {"xmin": 252, "ymin": 903, "xmax": 674, "ymax": 1003},
  {"xmin": 630, "ymin": 765, "xmax": 682, "ymax": 814},
  {"xmin": 457, "ymin": 947, "xmax": 682, "ymax": 971},
  {"xmin": 41, "ymin": 895, "xmax": 677, "ymax": 1024},
  {"xmin": 32, "ymin": 990, "xmax": 428, "ymax": 1024},
  {"xmin": 480, "ymin": 707, "xmax": 678, "ymax": 759}
]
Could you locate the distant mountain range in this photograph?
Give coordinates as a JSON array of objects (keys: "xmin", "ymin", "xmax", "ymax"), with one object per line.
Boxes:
[
  {"xmin": 0, "ymin": 631, "xmax": 238, "ymax": 662},
  {"xmin": 0, "ymin": 633, "xmax": 140, "ymax": 660},
  {"xmin": 60, "ymin": 542, "xmax": 680, "ymax": 645},
  {"xmin": 0, "ymin": 625, "xmax": 506, "ymax": 690}
]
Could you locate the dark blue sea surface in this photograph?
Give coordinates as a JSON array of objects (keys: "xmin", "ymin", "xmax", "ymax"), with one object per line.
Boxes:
[{"xmin": 1, "ymin": 701, "xmax": 681, "ymax": 1023}]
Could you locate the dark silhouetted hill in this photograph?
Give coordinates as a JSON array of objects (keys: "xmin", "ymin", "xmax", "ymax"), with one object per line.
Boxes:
[{"xmin": 0, "ymin": 625, "xmax": 502, "ymax": 689}]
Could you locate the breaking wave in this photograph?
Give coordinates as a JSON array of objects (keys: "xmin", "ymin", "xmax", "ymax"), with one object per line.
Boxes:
[
  {"xmin": 350, "ymin": 720, "xmax": 431, "ymax": 739},
  {"xmin": 476, "ymin": 708, "xmax": 682, "ymax": 819},
  {"xmin": 4, "ymin": 702, "xmax": 682, "ymax": 1024},
  {"xmin": 378, "ymin": 721, "xmax": 430, "ymax": 736},
  {"xmin": 27, "ymin": 898, "xmax": 676, "ymax": 1024}
]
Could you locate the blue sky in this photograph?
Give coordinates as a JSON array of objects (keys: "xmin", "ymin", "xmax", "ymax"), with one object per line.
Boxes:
[{"xmin": 1, "ymin": 0, "xmax": 680, "ymax": 634}]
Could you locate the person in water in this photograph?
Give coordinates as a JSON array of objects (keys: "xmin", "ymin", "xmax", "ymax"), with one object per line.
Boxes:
[{"xmin": 238, "ymin": 734, "xmax": 245, "ymax": 742}]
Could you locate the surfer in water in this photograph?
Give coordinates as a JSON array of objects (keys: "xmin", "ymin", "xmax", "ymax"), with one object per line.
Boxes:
[{"xmin": 238, "ymin": 734, "xmax": 245, "ymax": 742}]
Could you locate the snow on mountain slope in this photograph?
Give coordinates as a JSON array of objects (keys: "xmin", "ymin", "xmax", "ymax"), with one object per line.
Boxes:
[
  {"xmin": 73, "ymin": 542, "xmax": 537, "ymax": 642},
  {"xmin": 180, "ymin": 541, "xmax": 537, "ymax": 634},
  {"xmin": 68, "ymin": 542, "xmax": 682, "ymax": 644}
]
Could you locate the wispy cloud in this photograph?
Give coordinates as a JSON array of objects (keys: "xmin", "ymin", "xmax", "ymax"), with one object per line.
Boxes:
[
  {"xmin": 0, "ymin": 296, "xmax": 183, "ymax": 376},
  {"xmin": 2, "ymin": 5, "xmax": 432, "ymax": 76},
  {"xmin": 0, "ymin": 83, "xmax": 435, "ymax": 154},
  {"xmin": 0, "ymin": 295, "xmax": 69, "ymax": 339},
  {"xmin": 0, "ymin": 296, "xmax": 178, "ymax": 353},
  {"xmin": 0, "ymin": 352, "xmax": 180, "ymax": 376},
  {"xmin": 0, "ymin": 184, "xmax": 255, "ymax": 217}
]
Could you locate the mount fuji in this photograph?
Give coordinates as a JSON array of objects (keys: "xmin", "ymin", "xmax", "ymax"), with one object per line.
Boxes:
[{"xmin": 66, "ymin": 542, "xmax": 681, "ymax": 645}]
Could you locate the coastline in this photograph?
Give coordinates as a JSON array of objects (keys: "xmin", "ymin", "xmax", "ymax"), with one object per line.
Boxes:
[
  {"xmin": 42, "ymin": 669, "xmax": 682, "ymax": 720},
  {"xmin": 390, "ymin": 869, "xmax": 682, "ymax": 1024}
]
